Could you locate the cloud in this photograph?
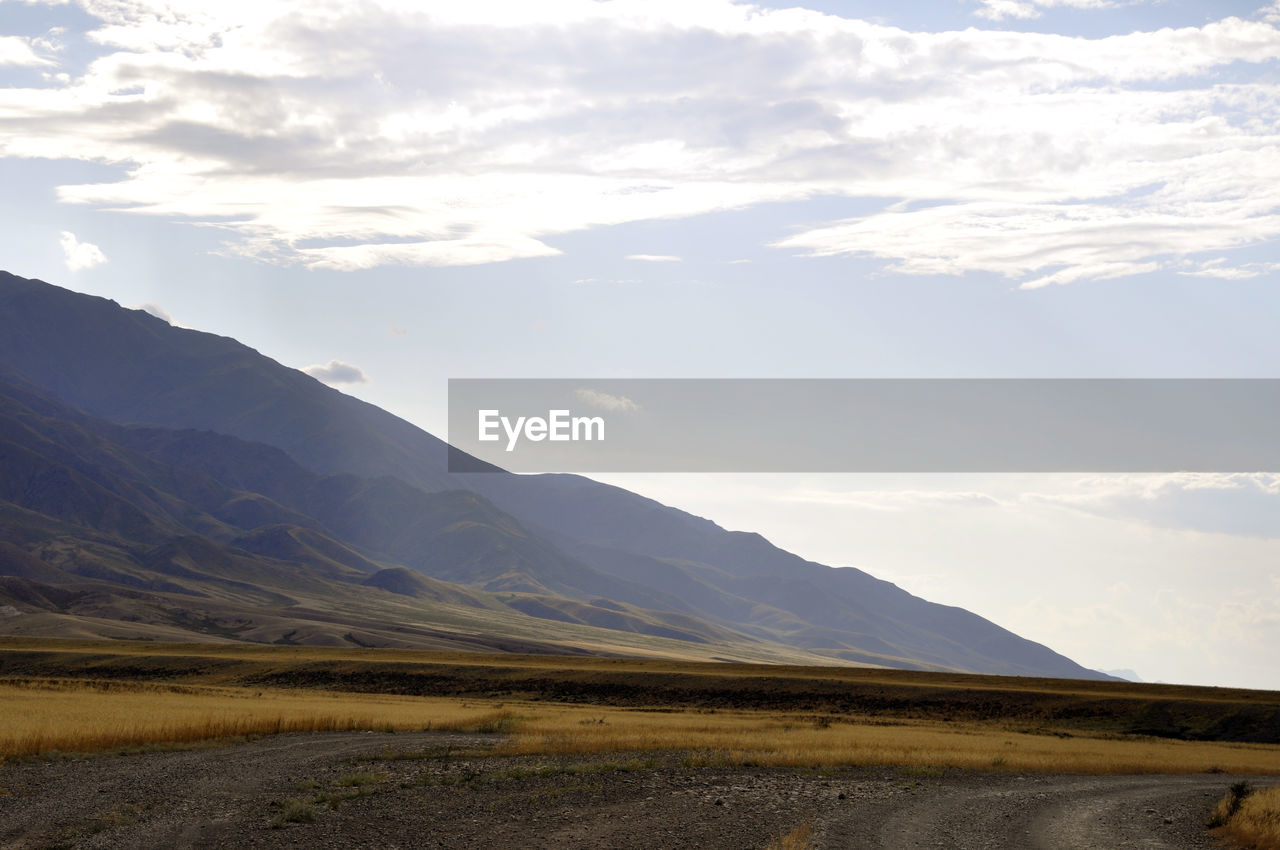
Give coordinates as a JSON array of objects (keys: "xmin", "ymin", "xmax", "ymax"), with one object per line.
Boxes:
[
  {"xmin": 303, "ymin": 359, "xmax": 368, "ymax": 384},
  {"xmin": 0, "ymin": 36, "xmax": 55, "ymax": 67},
  {"xmin": 1023, "ymin": 473, "xmax": 1280, "ymax": 538},
  {"xmin": 781, "ymin": 488, "xmax": 1003, "ymax": 511},
  {"xmin": 974, "ymin": 0, "xmax": 1121, "ymax": 21},
  {"xmin": 575, "ymin": 388, "xmax": 639, "ymax": 412},
  {"xmin": 1177, "ymin": 258, "xmax": 1280, "ymax": 280},
  {"xmin": 626, "ymin": 254, "xmax": 682, "ymax": 262},
  {"xmin": 975, "ymin": 0, "xmax": 1041, "ymax": 19},
  {"xmin": 59, "ymin": 231, "xmax": 107, "ymax": 271},
  {"xmin": 4, "ymin": 3, "xmax": 1280, "ymax": 286},
  {"xmin": 773, "ymin": 472, "xmax": 1280, "ymax": 537},
  {"xmin": 136, "ymin": 302, "xmax": 171, "ymax": 323}
]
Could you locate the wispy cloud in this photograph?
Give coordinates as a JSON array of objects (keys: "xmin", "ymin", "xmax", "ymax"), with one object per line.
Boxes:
[
  {"xmin": 626, "ymin": 254, "xmax": 682, "ymax": 263},
  {"xmin": 135, "ymin": 302, "xmax": 171, "ymax": 323},
  {"xmin": 782, "ymin": 488, "xmax": 1002, "ymax": 511},
  {"xmin": 575, "ymin": 388, "xmax": 639, "ymax": 412},
  {"xmin": 59, "ymin": 231, "xmax": 107, "ymax": 271},
  {"xmin": 303, "ymin": 359, "xmax": 368, "ymax": 385},
  {"xmin": 974, "ymin": 0, "xmax": 1123, "ymax": 21},
  {"xmin": 3, "ymin": 2, "xmax": 1279, "ymax": 286},
  {"xmin": 1022, "ymin": 473, "xmax": 1280, "ymax": 538},
  {"xmin": 1177, "ymin": 258, "xmax": 1280, "ymax": 280}
]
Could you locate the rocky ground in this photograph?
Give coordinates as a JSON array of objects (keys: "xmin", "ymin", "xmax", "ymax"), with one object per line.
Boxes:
[{"xmin": 0, "ymin": 730, "xmax": 1250, "ymax": 849}]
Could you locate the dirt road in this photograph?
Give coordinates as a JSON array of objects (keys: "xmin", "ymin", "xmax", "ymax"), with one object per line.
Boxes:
[
  {"xmin": 0, "ymin": 731, "xmax": 1249, "ymax": 849},
  {"xmin": 836, "ymin": 773, "xmax": 1231, "ymax": 849}
]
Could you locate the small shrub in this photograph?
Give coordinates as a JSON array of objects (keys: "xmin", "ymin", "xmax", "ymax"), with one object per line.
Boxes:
[
  {"xmin": 313, "ymin": 790, "xmax": 359, "ymax": 809},
  {"xmin": 1208, "ymin": 784, "xmax": 1280, "ymax": 849},
  {"xmin": 470, "ymin": 712, "xmax": 521, "ymax": 734},
  {"xmin": 902, "ymin": 765, "xmax": 944, "ymax": 778},
  {"xmin": 338, "ymin": 771, "xmax": 383, "ymax": 788},
  {"xmin": 1208, "ymin": 781, "xmax": 1254, "ymax": 828},
  {"xmin": 271, "ymin": 799, "xmax": 316, "ymax": 827},
  {"xmin": 766, "ymin": 820, "xmax": 814, "ymax": 850}
]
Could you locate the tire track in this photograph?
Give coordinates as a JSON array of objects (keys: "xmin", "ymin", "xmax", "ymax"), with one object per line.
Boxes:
[{"xmin": 821, "ymin": 774, "xmax": 1233, "ymax": 849}]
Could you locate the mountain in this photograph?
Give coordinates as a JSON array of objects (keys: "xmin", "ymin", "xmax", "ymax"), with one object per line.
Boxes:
[
  {"xmin": 0, "ymin": 368, "xmax": 780, "ymax": 658},
  {"xmin": 0, "ymin": 270, "xmax": 1110, "ymax": 678}
]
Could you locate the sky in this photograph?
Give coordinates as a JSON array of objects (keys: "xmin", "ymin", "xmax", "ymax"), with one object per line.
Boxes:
[{"xmin": 2, "ymin": 0, "xmax": 1279, "ymax": 689}]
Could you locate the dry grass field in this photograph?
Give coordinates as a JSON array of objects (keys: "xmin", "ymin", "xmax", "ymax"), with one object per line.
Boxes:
[
  {"xmin": 2, "ymin": 637, "xmax": 1279, "ymax": 776},
  {"xmin": 0, "ymin": 678, "xmax": 518, "ymax": 758},
  {"xmin": 1210, "ymin": 783, "xmax": 1280, "ymax": 849},
  {"xmin": 496, "ymin": 704, "xmax": 1280, "ymax": 774}
]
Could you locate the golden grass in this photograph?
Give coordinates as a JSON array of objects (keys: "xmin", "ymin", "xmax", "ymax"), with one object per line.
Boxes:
[
  {"xmin": 765, "ymin": 820, "xmax": 814, "ymax": 850},
  {"xmin": 1213, "ymin": 785, "xmax": 1280, "ymax": 849},
  {"xmin": 0, "ymin": 678, "xmax": 521, "ymax": 758},
  {"xmin": 495, "ymin": 703, "xmax": 1280, "ymax": 775},
  {"xmin": 3, "ymin": 672, "xmax": 1279, "ymax": 776}
]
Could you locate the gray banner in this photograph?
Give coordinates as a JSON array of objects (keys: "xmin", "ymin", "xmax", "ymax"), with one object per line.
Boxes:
[{"xmin": 447, "ymin": 379, "xmax": 1280, "ymax": 472}]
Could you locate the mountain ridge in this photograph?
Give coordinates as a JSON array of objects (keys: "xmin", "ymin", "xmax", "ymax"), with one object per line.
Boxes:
[{"xmin": 0, "ymin": 270, "xmax": 1111, "ymax": 679}]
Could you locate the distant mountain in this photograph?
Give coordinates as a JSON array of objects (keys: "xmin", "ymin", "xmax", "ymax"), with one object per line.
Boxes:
[
  {"xmin": 0, "ymin": 270, "xmax": 1112, "ymax": 678},
  {"xmin": 1102, "ymin": 669, "xmax": 1143, "ymax": 683}
]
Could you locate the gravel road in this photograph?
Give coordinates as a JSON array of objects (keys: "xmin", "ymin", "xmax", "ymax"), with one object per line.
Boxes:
[{"xmin": 0, "ymin": 731, "xmax": 1251, "ymax": 849}]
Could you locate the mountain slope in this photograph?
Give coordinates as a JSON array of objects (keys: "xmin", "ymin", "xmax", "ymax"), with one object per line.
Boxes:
[
  {"xmin": 0, "ymin": 270, "xmax": 1108, "ymax": 678},
  {"xmin": 0, "ymin": 271, "xmax": 460, "ymax": 492},
  {"xmin": 0, "ymin": 371, "xmax": 786, "ymax": 657}
]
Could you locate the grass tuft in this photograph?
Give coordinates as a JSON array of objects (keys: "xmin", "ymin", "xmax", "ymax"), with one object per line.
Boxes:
[
  {"xmin": 1209, "ymin": 783, "xmax": 1280, "ymax": 849},
  {"xmin": 271, "ymin": 799, "xmax": 316, "ymax": 827},
  {"xmin": 766, "ymin": 820, "xmax": 814, "ymax": 850},
  {"xmin": 444, "ymin": 710, "xmax": 523, "ymax": 734},
  {"xmin": 1209, "ymin": 781, "xmax": 1255, "ymax": 828},
  {"xmin": 338, "ymin": 770, "xmax": 384, "ymax": 787}
]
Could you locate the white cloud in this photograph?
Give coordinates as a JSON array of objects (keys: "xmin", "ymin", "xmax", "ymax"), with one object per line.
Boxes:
[
  {"xmin": 625, "ymin": 254, "xmax": 682, "ymax": 262},
  {"xmin": 575, "ymin": 388, "xmax": 640, "ymax": 412},
  {"xmin": 975, "ymin": 0, "xmax": 1041, "ymax": 20},
  {"xmin": 782, "ymin": 488, "xmax": 1002, "ymax": 511},
  {"xmin": 775, "ymin": 201, "xmax": 1188, "ymax": 289},
  {"xmin": 975, "ymin": 0, "xmax": 1121, "ymax": 21},
  {"xmin": 1177, "ymin": 258, "xmax": 1280, "ymax": 280},
  {"xmin": 0, "ymin": 36, "xmax": 55, "ymax": 67},
  {"xmin": 59, "ymin": 231, "xmax": 107, "ymax": 271},
  {"xmin": 1021, "ymin": 473, "xmax": 1280, "ymax": 538},
  {"xmin": 135, "ymin": 302, "xmax": 171, "ymax": 322},
  {"xmin": 4, "ymin": 3, "xmax": 1280, "ymax": 285},
  {"xmin": 303, "ymin": 359, "xmax": 368, "ymax": 384}
]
